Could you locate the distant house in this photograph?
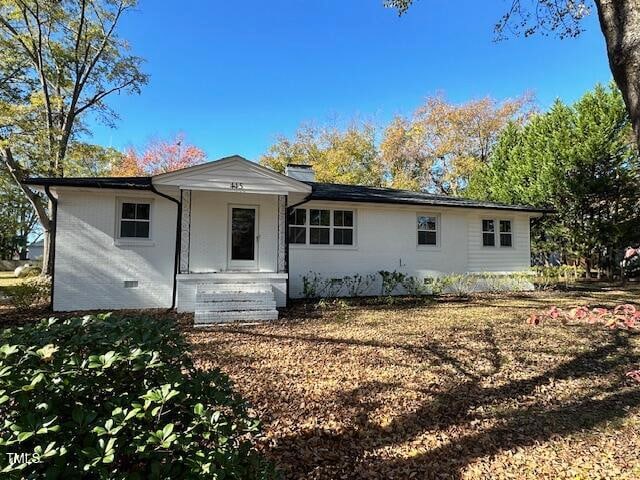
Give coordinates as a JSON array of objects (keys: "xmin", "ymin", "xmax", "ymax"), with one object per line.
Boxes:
[
  {"xmin": 26, "ymin": 155, "xmax": 548, "ymax": 324},
  {"xmin": 27, "ymin": 240, "xmax": 44, "ymax": 260}
]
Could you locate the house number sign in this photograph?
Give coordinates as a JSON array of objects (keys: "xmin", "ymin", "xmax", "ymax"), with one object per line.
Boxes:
[{"xmin": 230, "ymin": 182, "xmax": 244, "ymax": 190}]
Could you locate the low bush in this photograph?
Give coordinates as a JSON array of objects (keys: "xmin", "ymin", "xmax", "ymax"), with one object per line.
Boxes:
[
  {"xmin": 5, "ymin": 276, "xmax": 51, "ymax": 310},
  {"xmin": 0, "ymin": 313, "xmax": 275, "ymax": 479},
  {"xmin": 342, "ymin": 274, "xmax": 376, "ymax": 297},
  {"xmin": 531, "ymin": 265, "xmax": 584, "ymax": 290},
  {"xmin": 378, "ymin": 270, "xmax": 406, "ymax": 296}
]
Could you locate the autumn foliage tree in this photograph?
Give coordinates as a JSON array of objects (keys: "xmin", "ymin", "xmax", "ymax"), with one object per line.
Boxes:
[
  {"xmin": 110, "ymin": 134, "xmax": 206, "ymax": 176},
  {"xmin": 262, "ymin": 93, "xmax": 531, "ymax": 193},
  {"xmin": 382, "ymin": 93, "xmax": 533, "ymax": 194}
]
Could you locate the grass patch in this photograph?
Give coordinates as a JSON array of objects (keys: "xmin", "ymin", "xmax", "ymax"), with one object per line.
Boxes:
[
  {"xmin": 186, "ymin": 286, "xmax": 640, "ymax": 479},
  {"xmin": 0, "ymin": 271, "xmax": 23, "ymax": 290}
]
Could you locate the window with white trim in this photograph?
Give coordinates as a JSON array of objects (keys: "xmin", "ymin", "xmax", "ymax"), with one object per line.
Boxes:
[
  {"xmin": 119, "ymin": 201, "xmax": 151, "ymax": 238},
  {"xmin": 288, "ymin": 208, "xmax": 306, "ymax": 244},
  {"xmin": 482, "ymin": 219, "xmax": 513, "ymax": 247},
  {"xmin": 310, "ymin": 209, "xmax": 330, "ymax": 244},
  {"xmin": 417, "ymin": 214, "xmax": 438, "ymax": 246},
  {"xmin": 288, "ymin": 208, "xmax": 355, "ymax": 246},
  {"xmin": 333, "ymin": 210, "xmax": 354, "ymax": 245},
  {"xmin": 499, "ymin": 220, "xmax": 513, "ymax": 247},
  {"xmin": 482, "ymin": 219, "xmax": 495, "ymax": 247}
]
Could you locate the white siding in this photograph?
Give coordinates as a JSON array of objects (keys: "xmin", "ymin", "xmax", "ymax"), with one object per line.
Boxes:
[
  {"xmin": 289, "ymin": 202, "xmax": 533, "ymax": 298},
  {"xmin": 188, "ymin": 191, "xmax": 279, "ymax": 273},
  {"xmin": 467, "ymin": 212, "xmax": 531, "ymax": 272},
  {"xmin": 53, "ymin": 189, "xmax": 177, "ymax": 311}
]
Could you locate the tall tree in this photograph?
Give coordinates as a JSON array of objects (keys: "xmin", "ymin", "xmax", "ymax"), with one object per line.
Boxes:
[
  {"xmin": 0, "ymin": 0, "xmax": 147, "ymax": 274},
  {"xmin": 468, "ymin": 83, "xmax": 640, "ymax": 271},
  {"xmin": 380, "ymin": 93, "xmax": 533, "ymax": 194},
  {"xmin": 110, "ymin": 134, "xmax": 207, "ymax": 176},
  {"xmin": 385, "ymin": 1, "xmax": 640, "ymax": 150},
  {"xmin": 260, "ymin": 122, "xmax": 383, "ymax": 186}
]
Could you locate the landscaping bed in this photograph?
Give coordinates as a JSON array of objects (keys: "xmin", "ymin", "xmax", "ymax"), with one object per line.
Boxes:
[{"xmin": 187, "ymin": 286, "xmax": 640, "ymax": 479}]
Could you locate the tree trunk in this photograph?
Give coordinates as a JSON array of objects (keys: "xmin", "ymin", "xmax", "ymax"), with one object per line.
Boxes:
[
  {"xmin": 595, "ymin": 0, "xmax": 640, "ymax": 150},
  {"xmin": 1, "ymin": 146, "xmax": 53, "ymax": 275}
]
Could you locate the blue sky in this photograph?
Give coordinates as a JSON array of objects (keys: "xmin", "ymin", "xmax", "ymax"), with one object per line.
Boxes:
[{"xmin": 89, "ymin": 0, "xmax": 611, "ymax": 161}]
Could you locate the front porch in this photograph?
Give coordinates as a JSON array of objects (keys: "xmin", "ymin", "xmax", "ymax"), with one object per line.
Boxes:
[{"xmin": 151, "ymin": 156, "xmax": 312, "ymax": 320}]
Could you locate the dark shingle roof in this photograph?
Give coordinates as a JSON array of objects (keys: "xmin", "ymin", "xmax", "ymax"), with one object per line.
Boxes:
[
  {"xmin": 24, "ymin": 175, "xmax": 551, "ymax": 213},
  {"xmin": 24, "ymin": 176, "xmax": 152, "ymax": 189},
  {"xmin": 304, "ymin": 182, "xmax": 551, "ymax": 213}
]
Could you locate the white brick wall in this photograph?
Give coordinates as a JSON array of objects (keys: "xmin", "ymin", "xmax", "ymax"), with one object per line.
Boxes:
[
  {"xmin": 53, "ymin": 189, "xmax": 178, "ymax": 311},
  {"xmin": 289, "ymin": 202, "xmax": 534, "ymax": 298}
]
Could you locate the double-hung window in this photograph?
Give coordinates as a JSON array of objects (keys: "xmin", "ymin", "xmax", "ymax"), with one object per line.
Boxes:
[
  {"xmin": 309, "ymin": 209, "xmax": 330, "ymax": 244},
  {"xmin": 119, "ymin": 201, "xmax": 151, "ymax": 238},
  {"xmin": 289, "ymin": 209, "xmax": 307, "ymax": 244},
  {"xmin": 482, "ymin": 219, "xmax": 513, "ymax": 247},
  {"xmin": 417, "ymin": 214, "xmax": 438, "ymax": 246},
  {"xmin": 333, "ymin": 210, "xmax": 354, "ymax": 245},
  {"xmin": 499, "ymin": 220, "xmax": 513, "ymax": 247},
  {"xmin": 288, "ymin": 208, "xmax": 355, "ymax": 246},
  {"xmin": 482, "ymin": 219, "xmax": 495, "ymax": 247}
]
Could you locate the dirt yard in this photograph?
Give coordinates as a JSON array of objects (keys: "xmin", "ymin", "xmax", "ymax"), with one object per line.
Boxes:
[{"xmin": 186, "ymin": 285, "xmax": 640, "ymax": 479}]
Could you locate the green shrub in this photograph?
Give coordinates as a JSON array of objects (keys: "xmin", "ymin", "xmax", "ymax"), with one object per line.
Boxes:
[
  {"xmin": 401, "ymin": 276, "xmax": 427, "ymax": 296},
  {"xmin": 342, "ymin": 274, "xmax": 376, "ymax": 297},
  {"xmin": 0, "ymin": 314, "xmax": 276, "ymax": 479},
  {"xmin": 378, "ymin": 270, "xmax": 406, "ymax": 296},
  {"xmin": 531, "ymin": 265, "xmax": 584, "ymax": 290},
  {"xmin": 5, "ymin": 276, "xmax": 50, "ymax": 310}
]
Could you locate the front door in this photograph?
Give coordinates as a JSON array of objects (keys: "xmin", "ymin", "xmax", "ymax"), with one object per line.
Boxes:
[{"xmin": 228, "ymin": 205, "xmax": 258, "ymax": 270}]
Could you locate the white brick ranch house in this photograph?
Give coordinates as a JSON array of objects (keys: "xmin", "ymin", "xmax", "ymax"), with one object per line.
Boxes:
[{"xmin": 26, "ymin": 155, "xmax": 548, "ymax": 324}]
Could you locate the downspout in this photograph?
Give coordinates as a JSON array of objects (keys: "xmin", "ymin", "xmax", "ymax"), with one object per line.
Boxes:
[
  {"xmin": 148, "ymin": 184, "xmax": 181, "ymax": 311},
  {"xmin": 44, "ymin": 186, "xmax": 57, "ymax": 311},
  {"xmin": 285, "ymin": 195, "xmax": 312, "ymax": 306}
]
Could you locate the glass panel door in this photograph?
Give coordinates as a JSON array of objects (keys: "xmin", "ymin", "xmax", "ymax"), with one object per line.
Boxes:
[{"xmin": 229, "ymin": 207, "xmax": 257, "ymax": 268}]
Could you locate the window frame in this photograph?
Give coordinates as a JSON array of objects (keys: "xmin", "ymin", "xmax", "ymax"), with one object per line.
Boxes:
[
  {"xmin": 115, "ymin": 197, "xmax": 154, "ymax": 245},
  {"xmin": 416, "ymin": 212, "xmax": 440, "ymax": 248},
  {"xmin": 481, "ymin": 218, "xmax": 514, "ymax": 249},
  {"xmin": 499, "ymin": 219, "xmax": 514, "ymax": 248},
  {"xmin": 288, "ymin": 207, "xmax": 357, "ymax": 249}
]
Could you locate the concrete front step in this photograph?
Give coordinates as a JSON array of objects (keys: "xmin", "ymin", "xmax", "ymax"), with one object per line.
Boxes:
[
  {"xmin": 196, "ymin": 291, "xmax": 274, "ymax": 303},
  {"xmin": 194, "ymin": 282, "xmax": 279, "ymax": 324},
  {"xmin": 194, "ymin": 309, "xmax": 279, "ymax": 324},
  {"xmin": 194, "ymin": 300, "xmax": 277, "ymax": 312},
  {"xmin": 197, "ymin": 283, "xmax": 273, "ymax": 293}
]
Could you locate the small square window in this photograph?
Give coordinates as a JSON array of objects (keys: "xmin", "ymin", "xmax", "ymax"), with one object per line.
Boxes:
[
  {"xmin": 483, "ymin": 233, "xmax": 496, "ymax": 247},
  {"xmin": 289, "ymin": 209, "xmax": 306, "ymax": 226},
  {"xmin": 334, "ymin": 228, "xmax": 353, "ymax": 245},
  {"xmin": 500, "ymin": 233, "xmax": 513, "ymax": 247},
  {"xmin": 310, "ymin": 209, "xmax": 330, "ymax": 226},
  {"xmin": 418, "ymin": 231, "xmax": 437, "ymax": 245},
  {"xmin": 121, "ymin": 220, "xmax": 137, "ymax": 237},
  {"xmin": 289, "ymin": 226, "xmax": 306, "ymax": 244},
  {"xmin": 122, "ymin": 203, "xmax": 136, "ymax": 219},
  {"xmin": 334, "ymin": 210, "xmax": 353, "ymax": 227},
  {"xmin": 310, "ymin": 227, "xmax": 330, "ymax": 244}
]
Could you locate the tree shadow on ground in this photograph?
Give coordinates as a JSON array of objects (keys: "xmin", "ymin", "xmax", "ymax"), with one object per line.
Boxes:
[{"xmin": 254, "ymin": 329, "xmax": 640, "ymax": 479}]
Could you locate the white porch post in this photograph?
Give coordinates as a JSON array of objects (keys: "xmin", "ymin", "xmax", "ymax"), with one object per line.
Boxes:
[
  {"xmin": 277, "ymin": 195, "xmax": 286, "ymax": 273},
  {"xmin": 180, "ymin": 190, "xmax": 191, "ymax": 274}
]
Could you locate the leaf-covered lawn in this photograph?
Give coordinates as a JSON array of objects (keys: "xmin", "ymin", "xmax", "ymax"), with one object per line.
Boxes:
[{"xmin": 186, "ymin": 285, "xmax": 640, "ymax": 480}]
